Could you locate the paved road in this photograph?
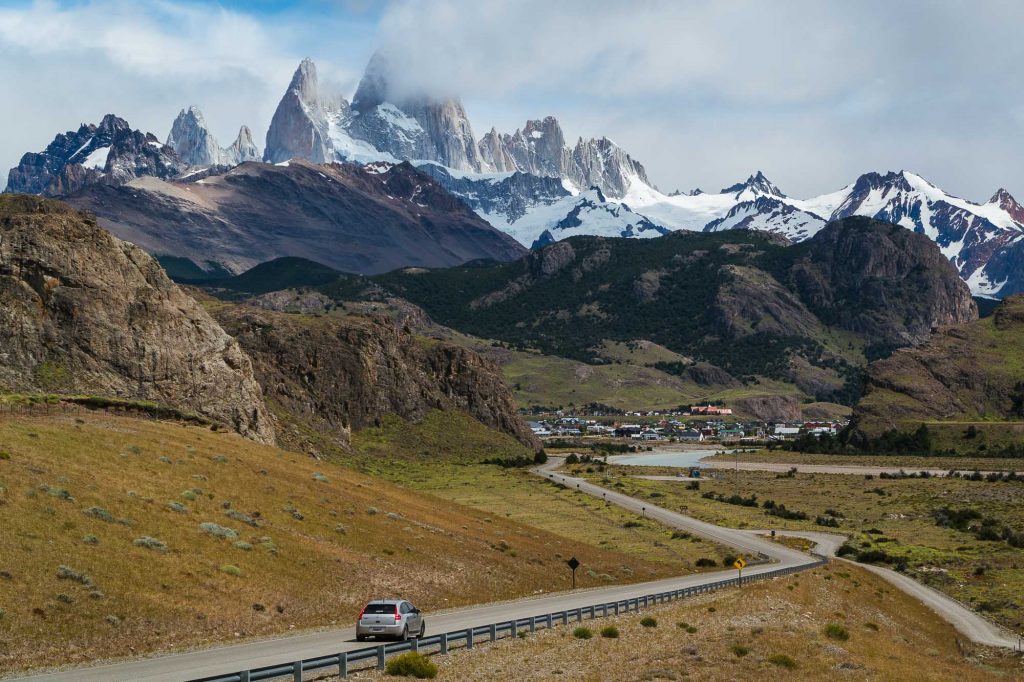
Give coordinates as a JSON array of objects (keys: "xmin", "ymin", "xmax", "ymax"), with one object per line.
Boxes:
[
  {"xmin": 10, "ymin": 462, "xmax": 825, "ymax": 682},
  {"xmin": 10, "ymin": 459, "xmax": 1017, "ymax": 681}
]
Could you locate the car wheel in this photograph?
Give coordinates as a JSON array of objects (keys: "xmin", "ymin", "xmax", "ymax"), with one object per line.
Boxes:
[
  {"xmin": 418, "ymin": 620, "xmax": 426, "ymax": 638},
  {"xmin": 401, "ymin": 625, "xmax": 409, "ymax": 641},
  {"xmin": 356, "ymin": 634, "xmax": 366, "ymax": 642}
]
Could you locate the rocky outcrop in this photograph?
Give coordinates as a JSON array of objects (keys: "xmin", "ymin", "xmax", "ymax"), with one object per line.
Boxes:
[
  {"xmin": 733, "ymin": 395, "xmax": 801, "ymax": 422},
  {"xmin": 852, "ymin": 295, "xmax": 1024, "ymax": 436},
  {"xmin": 5, "ymin": 114, "xmax": 185, "ymax": 196},
  {"xmin": 64, "ymin": 160, "xmax": 527, "ymax": 276},
  {"xmin": 787, "ymin": 216, "xmax": 978, "ymax": 346},
  {"xmin": 0, "ymin": 195, "xmax": 274, "ymax": 442},
  {"xmin": 213, "ymin": 306, "xmax": 540, "ymax": 452}
]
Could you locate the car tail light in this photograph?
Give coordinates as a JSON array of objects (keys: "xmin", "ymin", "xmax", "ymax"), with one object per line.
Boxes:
[
  {"xmin": 358, "ymin": 606, "xmax": 367, "ymax": 621},
  {"xmin": 394, "ymin": 605, "xmax": 402, "ymax": 622}
]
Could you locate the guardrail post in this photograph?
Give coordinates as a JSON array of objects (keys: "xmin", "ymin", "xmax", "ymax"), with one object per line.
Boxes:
[
  {"xmin": 240, "ymin": 672, "xmax": 250, "ymax": 682},
  {"xmin": 510, "ymin": 619, "xmax": 517, "ymax": 638},
  {"xmin": 546, "ymin": 613, "xmax": 553, "ymax": 629},
  {"xmin": 530, "ymin": 616, "xmax": 536, "ymax": 633},
  {"xmin": 338, "ymin": 652, "xmax": 347, "ymax": 679},
  {"xmin": 293, "ymin": 660, "xmax": 303, "ymax": 682},
  {"xmin": 440, "ymin": 632, "xmax": 448, "ymax": 655},
  {"xmin": 466, "ymin": 628, "xmax": 474, "ymax": 649},
  {"xmin": 412, "ymin": 637, "xmax": 419, "ymax": 653},
  {"xmin": 576, "ymin": 609, "xmax": 582, "ymax": 623},
  {"xmin": 613, "ymin": 601, "xmax": 619, "ymax": 615},
  {"xmin": 561, "ymin": 611, "xmax": 568, "ymax": 626},
  {"xmin": 490, "ymin": 623, "xmax": 497, "ymax": 642},
  {"xmin": 377, "ymin": 645, "xmax": 386, "ymax": 669}
]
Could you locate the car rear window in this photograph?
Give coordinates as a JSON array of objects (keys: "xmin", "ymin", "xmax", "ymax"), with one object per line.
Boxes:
[{"xmin": 363, "ymin": 603, "xmax": 396, "ymax": 614}]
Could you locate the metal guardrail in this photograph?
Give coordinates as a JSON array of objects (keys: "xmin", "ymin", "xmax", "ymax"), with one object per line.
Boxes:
[{"xmin": 190, "ymin": 558, "xmax": 828, "ymax": 682}]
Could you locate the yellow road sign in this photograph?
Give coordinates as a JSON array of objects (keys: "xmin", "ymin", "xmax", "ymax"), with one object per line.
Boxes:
[{"xmin": 733, "ymin": 557, "xmax": 747, "ymax": 570}]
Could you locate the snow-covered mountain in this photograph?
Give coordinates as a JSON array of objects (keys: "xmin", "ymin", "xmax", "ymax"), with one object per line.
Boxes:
[{"xmin": 5, "ymin": 55, "xmax": 1023, "ymax": 298}]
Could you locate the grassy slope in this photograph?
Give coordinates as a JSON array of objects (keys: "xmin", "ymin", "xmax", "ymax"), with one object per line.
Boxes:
[
  {"xmin": 0, "ymin": 412, "xmax": 677, "ymax": 674},
  {"xmin": 363, "ymin": 562, "xmax": 1018, "ymax": 681},
  {"xmin": 347, "ymin": 412, "xmax": 734, "ymax": 573},
  {"xmin": 587, "ymin": 465, "xmax": 1024, "ymax": 632}
]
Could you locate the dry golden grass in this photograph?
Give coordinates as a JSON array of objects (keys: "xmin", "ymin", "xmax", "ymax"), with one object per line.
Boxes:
[
  {"xmin": 0, "ymin": 412, "xmax": 677, "ymax": 674},
  {"xmin": 591, "ymin": 465, "xmax": 1024, "ymax": 632},
  {"xmin": 360, "ymin": 563, "xmax": 1024, "ymax": 681}
]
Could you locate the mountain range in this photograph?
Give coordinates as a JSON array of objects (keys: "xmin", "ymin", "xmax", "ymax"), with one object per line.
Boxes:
[{"xmin": 4, "ymin": 55, "xmax": 1023, "ymax": 296}]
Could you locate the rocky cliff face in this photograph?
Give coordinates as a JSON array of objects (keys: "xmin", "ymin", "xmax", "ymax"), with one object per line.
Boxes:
[
  {"xmin": 264, "ymin": 59, "xmax": 335, "ymax": 164},
  {"xmin": 5, "ymin": 114, "xmax": 185, "ymax": 196},
  {"xmin": 852, "ymin": 295, "xmax": 1024, "ymax": 436},
  {"xmin": 787, "ymin": 216, "xmax": 978, "ymax": 346},
  {"xmin": 0, "ymin": 195, "xmax": 274, "ymax": 442},
  {"xmin": 213, "ymin": 305, "xmax": 540, "ymax": 453},
  {"xmin": 226, "ymin": 126, "xmax": 260, "ymax": 164}
]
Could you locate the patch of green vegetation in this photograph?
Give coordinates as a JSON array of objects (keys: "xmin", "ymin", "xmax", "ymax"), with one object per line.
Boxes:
[
  {"xmin": 573, "ymin": 627, "xmax": 593, "ymax": 639},
  {"xmin": 384, "ymin": 651, "xmax": 438, "ymax": 678}
]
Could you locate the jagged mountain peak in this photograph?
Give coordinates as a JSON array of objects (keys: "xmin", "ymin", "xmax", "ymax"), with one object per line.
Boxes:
[
  {"xmin": 289, "ymin": 57, "xmax": 321, "ymax": 106},
  {"xmin": 987, "ymin": 188, "xmax": 1024, "ymax": 225},
  {"xmin": 167, "ymin": 105, "xmax": 221, "ymax": 166},
  {"xmin": 720, "ymin": 170, "xmax": 784, "ymax": 198}
]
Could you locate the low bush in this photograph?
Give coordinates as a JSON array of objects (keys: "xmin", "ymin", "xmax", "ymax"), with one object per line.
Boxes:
[
  {"xmin": 83, "ymin": 506, "xmax": 113, "ymax": 523},
  {"xmin": 133, "ymin": 536, "xmax": 167, "ymax": 552},
  {"xmin": 221, "ymin": 565, "xmax": 242, "ymax": 577},
  {"xmin": 640, "ymin": 617, "xmax": 657, "ymax": 628},
  {"xmin": 385, "ymin": 651, "xmax": 438, "ymax": 678},
  {"xmin": 600, "ymin": 625, "xmax": 619, "ymax": 638},
  {"xmin": 824, "ymin": 623, "xmax": 849, "ymax": 641},
  {"xmin": 695, "ymin": 558, "xmax": 717, "ymax": 567},
  {"xmin": 573, "ymin": 627, "xmax": 592, "ymax": 639},
  {"xmin": 225, "ymin": 510, "xmax": 259, "ymax": 527},
  {"xmin": 200, "ymin": 522, "xmax": 239, "ymax": 540},
  {"xmin": 768, "ymin": 653, "xmax": 797, "ymax": 669},
  {"xmin": 730, "ymin": 644, "xmax": 750, "ymax": 657}
]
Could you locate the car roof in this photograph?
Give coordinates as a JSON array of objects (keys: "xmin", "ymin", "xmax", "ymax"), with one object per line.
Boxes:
[{"xmin": 365, "ymin": 599, "xmax": 405, "ymax": 605}]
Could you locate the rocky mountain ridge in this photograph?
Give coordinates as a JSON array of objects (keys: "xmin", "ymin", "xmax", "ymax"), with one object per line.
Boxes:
[
  {"xmin": 62, "ymin": 159, "xmax": 526, "ymax": 276},
  {"xmin": 167, "ymin": 106, "xmax": 258, "ymax": 166},
  {"xmin": 213, "ymin": 305, "xmax": 540, "ymax": 453}
]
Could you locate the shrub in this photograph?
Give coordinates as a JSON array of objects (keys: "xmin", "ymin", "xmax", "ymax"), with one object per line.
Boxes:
[
  {"xmin": 767, "ymin": 653, "xmax": 797, "ymax": 669},
  {"xmin": 640, "ymin": 617, "xmax": 657, "ymax": 628},
  {"xmin": 56, "ymin": 565, "xmax": 92, "ymax": 586},
  {"xmin": 233, "ymin": 541, "xmax": 253, "ymax": 551},
  {"xmin": 685, "ymin": 625, "xmax": 698, "ymax": 633},
  {"xmin": 221, "ymin": 565, "xmax": 242, "ymax": 577},
  {"xmin": 623, "ymin": 520, "xmax": 643, "ymax": 528},
  {"xmin": 82, "ymin": 534, "xmax": 99, "ymax": 545},
  {"xmin": 83, "ymin": 506, "xmax": 114, "ymax": 523},
  {"xmin": 695, "ymin": 558, "xmax": 717, "ymax": 567},
  {"xmin": 225, "ymin": 510, "xmax": 259, "ymax": 527},
  {"xmin": 863, "ymin": 622, "xmax": 879, "ymax": 631},
  {"xmin": 181, "ymin": 490, "xmax": 197, "ymax": 502},
  {"xmin": 0, "ymin": 450, "xmax": 10, "ymax": 460},
  {"xmin": 200, "ymin": 522, "xmax": 239, "ymax": 540},
  {"xmin": 534, "ymin": 450, "xmax": 548, "ymax": 464},
  {"xmin": 312, "ymin": 472, "xmax": 329, "ymax": 482},
  {"xmin": 385, "ymin": 651, "xmax": 438, "ymax": 678},
  {"xmin": 600, "ymin": 626, "xmax": 619, "ymax": 638},
  {"xmin": 133, "ymin": 536, "xmax": 167, "ymax": 552},
  {"xmin": 730, "ymin": 644, "xmax": 750, "ymax": 657},
  {"xmin": 573, "ymin": 627, "xmax": 593, "ymax": 639},
  {"xmin": 722, "ymin": 554, "xmax": 737, "ymax": 567},
  {"xmin": 167, "ymin": 502, "xmax": 188, "ymax": 513},
  {"xmin": 824, "ymin": 623, "xmax": 849, "ymax": 641}
]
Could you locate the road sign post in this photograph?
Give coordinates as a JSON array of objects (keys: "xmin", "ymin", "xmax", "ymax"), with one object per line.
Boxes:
[
  {"xmin": 567, "ymin": 556, "xmax": 580, "ymax": 589},
  {"xmin": 733, "ymin": 556, "xmax": 747, "ymax": 585}
]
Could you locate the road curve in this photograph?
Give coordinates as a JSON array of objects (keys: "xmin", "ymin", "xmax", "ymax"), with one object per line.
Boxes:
[
  {"xmin": 9, "ymin": 461, "xmax": 827, "ymax": 682},
  {"xmin": 9, "ymin": 460, "xmax": 1015, "ymax": 681}
]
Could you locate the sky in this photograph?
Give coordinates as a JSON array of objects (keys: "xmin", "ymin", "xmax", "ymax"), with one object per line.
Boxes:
[{"xmin": 1, "ymin": 0, "xmax": 1022, "ymax": 201}]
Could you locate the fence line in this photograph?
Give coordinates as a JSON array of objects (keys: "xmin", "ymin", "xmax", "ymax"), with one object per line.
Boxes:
[{"xmin": 191, "ymin": 558, "xmax": 828, "ymax": 682}]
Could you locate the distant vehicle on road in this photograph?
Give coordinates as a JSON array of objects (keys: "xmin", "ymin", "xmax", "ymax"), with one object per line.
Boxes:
[{"xmin": 356, "ymin": 599, "xmax": 425, "ymax": 641}]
